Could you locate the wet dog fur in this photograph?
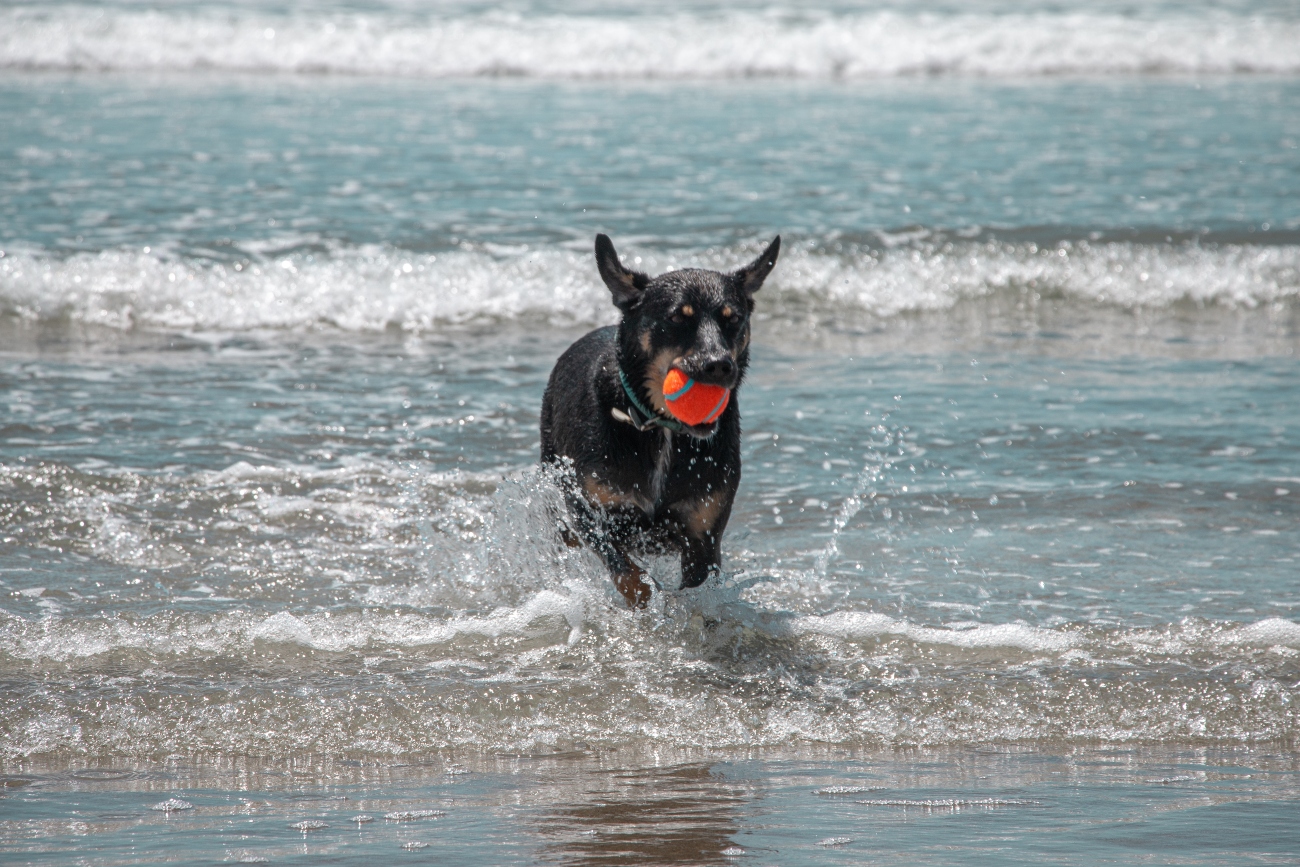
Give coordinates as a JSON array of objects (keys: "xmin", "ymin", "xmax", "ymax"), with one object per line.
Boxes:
[{"xmin": 540, "ymin": 234, "xmax": 780, "ymax": 607}]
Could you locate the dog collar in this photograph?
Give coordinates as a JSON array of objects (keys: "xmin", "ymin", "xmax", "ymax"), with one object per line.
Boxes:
[{"xmin": 615, "ymin": 367, "xmax": 690, "ymax": 434}]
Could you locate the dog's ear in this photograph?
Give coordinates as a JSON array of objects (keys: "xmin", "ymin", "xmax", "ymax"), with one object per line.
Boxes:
[
  {"xmin": 595, "ymin": 234, "xmax": 649, "ymax": 310},
  {"xmin": 733, "ymin": 235, "xmax": 781, "ymax": 296}
]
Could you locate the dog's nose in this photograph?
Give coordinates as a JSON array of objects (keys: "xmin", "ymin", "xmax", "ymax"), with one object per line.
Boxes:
[{"xmin": 701, "ymin": 357, "xmax": 735, "ymax": 381}]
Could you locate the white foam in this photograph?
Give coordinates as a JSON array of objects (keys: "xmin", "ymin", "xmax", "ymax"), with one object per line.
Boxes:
[
  {"xmin": 814, "ymin": 786, "xmax": 883, "ymax": 795},
  {"xmin": 0, "ymin": 595, "xmax": 1070, "ymax": 664},
  {"xmin": 383, "ymin": 810, "xmax": 444, "ymax": 821},
  {"xmin": 3, "ymin": 605, "xmax": 1297, "ymax": 757},
  {"xmin": 1218, "ymin": 617, "xmax": 1300, "ymax": 648},
  {"xmin": 3, "ymin": 242, "xmax": 1297, "ymax": 335},
  {"xmin": 795, "ymin": 610, "xmax": 1077, "ymax": 651},
  {"xmin": 150, "ymin": 798, "xmax": 194, "ymax": 812},
  {"xmin": 3, "ymin": 6, "xmax": 1298, "ymax": 78},
  {"xmin": 0, "ymin": 246, "xmax": 610, "ymax": 332},
  {"xmin": 0, "ymin": 587, "xmax": 591, "ymax": 663}
]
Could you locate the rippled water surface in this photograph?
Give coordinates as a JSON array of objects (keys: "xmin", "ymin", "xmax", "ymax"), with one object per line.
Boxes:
[
  {"xmin": 2, "ymin": 0, "xmax": 1300, "ymax": 862},
  {"xmin": 4, "ymin": 748, "xmax": 1300, "ymax": 866}
]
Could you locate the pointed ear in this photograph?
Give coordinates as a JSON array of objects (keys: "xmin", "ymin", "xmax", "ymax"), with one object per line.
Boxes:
[
  {"xmin": 595, "ymin": 234, "xmax": 649, "ymax": 310},
  {"xmin": 734, "ymin": 235, "xmax": 780, "ymax": 296}
]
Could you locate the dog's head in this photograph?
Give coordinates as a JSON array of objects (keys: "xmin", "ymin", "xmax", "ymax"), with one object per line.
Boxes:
[{"xmin": 596, "ymin": 233, "xmax": 780, "ymax": 438}]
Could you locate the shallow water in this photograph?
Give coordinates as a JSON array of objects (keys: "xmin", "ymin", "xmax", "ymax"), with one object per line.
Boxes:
[
  {"xmin": 3, "ymin": 0, "xmax": 1300, "ymax": 862},
  {"xmin": 4, "ymin": 747, "xmax": 1300, "ymax": 866},
  {"xmin": 3, "ymin": 321, "xmax": 1298, "ymax": 763}
]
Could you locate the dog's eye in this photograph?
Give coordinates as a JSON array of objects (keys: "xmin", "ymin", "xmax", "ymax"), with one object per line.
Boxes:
[{"xmin": 671, "ymin": 305, "xmax": 694, "ymax": 323}]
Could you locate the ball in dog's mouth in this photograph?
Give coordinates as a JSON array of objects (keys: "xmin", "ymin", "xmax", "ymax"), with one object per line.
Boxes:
[{"xmin": 663, "ymin": 368, "xmax": 730, "ymax": 427}]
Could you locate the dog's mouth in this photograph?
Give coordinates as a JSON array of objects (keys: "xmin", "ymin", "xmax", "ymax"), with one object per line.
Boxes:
[{"xmin": 681, "ymin": 418, "xmax": 721, "ymax": 438}]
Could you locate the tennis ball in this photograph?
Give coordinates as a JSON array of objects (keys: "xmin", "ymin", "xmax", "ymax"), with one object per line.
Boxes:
[{"xmin": 663, "ymin": 368, "xmax": 730, "ymax": 426}]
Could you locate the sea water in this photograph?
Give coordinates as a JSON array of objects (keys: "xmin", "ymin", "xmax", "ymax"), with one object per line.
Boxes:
[{"xmin": 2, "ymin": 0, "xmax": 1299, "ymax": 863}]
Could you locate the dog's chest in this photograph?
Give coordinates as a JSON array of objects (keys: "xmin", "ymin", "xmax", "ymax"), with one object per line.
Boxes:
[
  {"xmin": 587, "ymin": 414, "xmax": 731, "ymax": 521},
  {"xmin": 622, "ymin": 433, "xmax": 727, "ymax": 520},
  {"xmin": 625, "ymin": 429, "xmax": 673, "ymax": 518}
]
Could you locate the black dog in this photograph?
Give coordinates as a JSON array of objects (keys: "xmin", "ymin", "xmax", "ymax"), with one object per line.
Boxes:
[{"xmin": 540, "ymin": 234, "xmax": 780, "ymax": 607}]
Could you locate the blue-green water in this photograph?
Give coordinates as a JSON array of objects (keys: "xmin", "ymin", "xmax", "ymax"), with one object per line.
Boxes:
[
  {"xmin": 4, "ymin": 748, "xmax": 1300, "ymax": 865},
  {"xmin": 2, "ymin": 0, "xmax": 1299, "ymax": 863}
]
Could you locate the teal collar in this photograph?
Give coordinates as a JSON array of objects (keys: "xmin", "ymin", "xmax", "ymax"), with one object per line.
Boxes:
[{"xmin": 616, "ymin": 367, "xmax": 689, "ymax": 434}]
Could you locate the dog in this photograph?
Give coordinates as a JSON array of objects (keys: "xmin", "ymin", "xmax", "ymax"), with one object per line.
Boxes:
[{"xmin": 540, "ymin": 234, "xmax": 780, "ymax": 607}]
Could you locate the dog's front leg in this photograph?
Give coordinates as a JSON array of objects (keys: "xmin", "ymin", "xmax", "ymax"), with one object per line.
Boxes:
[
  {"xmin": 564, "ymin": 478, "xmax": 655, "ymax": 608},
  {"xmin": 679, "ymin": 541, "xmax": 718, "ymax": 589},
  {"xmin": 678, "ymin": 532, "xmax": 721, "ymax": 589},
  {"xmin": 576, "ymin": 527, "xmax": 653, "ymax": 608},
  {"xmin": 610, "ymin": 555, "xmax": 653, "ymax": 609},
  {"xmin": 671, "ymin": 493, "xmax": 733, "ymax": 589},
  {"xmin": 590, "ymin": 530, "xmax": 652, "ymax": 608},
  {"xmin": 561, "ymin": 488, "xmax": 653, "ymax": 608},
  {"xmin": 584, "ymin": 530, "xmax": 653, "ymax": 609}
]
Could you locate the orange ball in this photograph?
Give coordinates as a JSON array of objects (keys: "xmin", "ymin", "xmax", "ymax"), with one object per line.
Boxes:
[{"xmin": 662, "ymin": 368, "xmax": 730, "ymax": 426}]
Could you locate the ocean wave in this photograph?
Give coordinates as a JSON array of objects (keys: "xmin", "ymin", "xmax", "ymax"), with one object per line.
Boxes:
[
  {"xmin": 6, "ymin": 593, "xmax": 1296, "ymax": 665},
  {"xmin": 0, "ymin": 598, "xmax": 588, "ymax": 663},
  {"xmin": 3, "ymin": 5, "xmax": 1299, "ymax": 79},
  {"xmin": 1, "ymin": 603, "xmax": 1296, "ymax": 757},
  {"xmin": 2, "ymin": 241, "xmax": 1297, "ymax": 334}
]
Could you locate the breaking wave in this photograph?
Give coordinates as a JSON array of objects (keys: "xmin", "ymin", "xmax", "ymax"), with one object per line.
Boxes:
[
  {"xmin": 3, "ymin": 5, "xmax": 1300, "ymax": 79},
  {"xmin": 2, "ymin": 594, "xmax": 1297, "ymax": 758},
  {"xmin": 3, "ymin": 240, "xmax": 1298, "ymax": 334}
]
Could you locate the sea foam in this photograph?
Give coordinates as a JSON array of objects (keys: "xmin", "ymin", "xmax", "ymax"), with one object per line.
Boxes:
[
  {"xmin": 3, "ymin": 241, "xmax": 1297, "ymax": 334},
  {"xmin": 794, "ymin": 611, "xmax": 1078, "ymax": 652},
  {"xmin": 3, "ymin": 607, "xmax": 1296, "ymax": 757},
  {"xmin": 3, "ymin": 6, "xmax": 1299, "ymax": 79}
]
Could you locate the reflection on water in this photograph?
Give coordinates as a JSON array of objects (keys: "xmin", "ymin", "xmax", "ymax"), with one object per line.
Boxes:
[
  {"xmin": 3, "ymin": 748, "xmax": 1299, "ymax": 865},
  {"xmin": 537, "ymin": 763, "xmax": 748, "ymax": 866}
]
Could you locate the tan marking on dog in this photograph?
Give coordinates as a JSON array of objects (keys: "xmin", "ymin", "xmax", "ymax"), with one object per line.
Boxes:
[
  {"xmin": 736, "ymin": 327, "xmax": 750, "ymax": 357},
  {"xmin": 681, "ymin": 304, "xmax": 694, "ymax": 317},
  {"xmin": 642, "ymin": 348, "xmax": 680, "ymax": 417},
  {"xmin": 722, "ymin": 305, "xmax": 733, "ymax": 319},
  {"xmin": 674, "ymin": 492, "xmax": 726, "ymax": 538},
  {"xmin": 639, "ymin": 330, "xmax": 652, "ymax": 354},
  {"xmin": 558, "ymin": 524, "xmax": 583, "ymax": 548},
  {"xmin": 613, "ymin": 560, "xmax": 652, "ymax": 608},
  {"xmin": 582, "ymin": 476, "xmax": 633, "ymax": 508},
  {"xmin": 583, "ymin": 474, "xmax": 654, "ymax": 516}
]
